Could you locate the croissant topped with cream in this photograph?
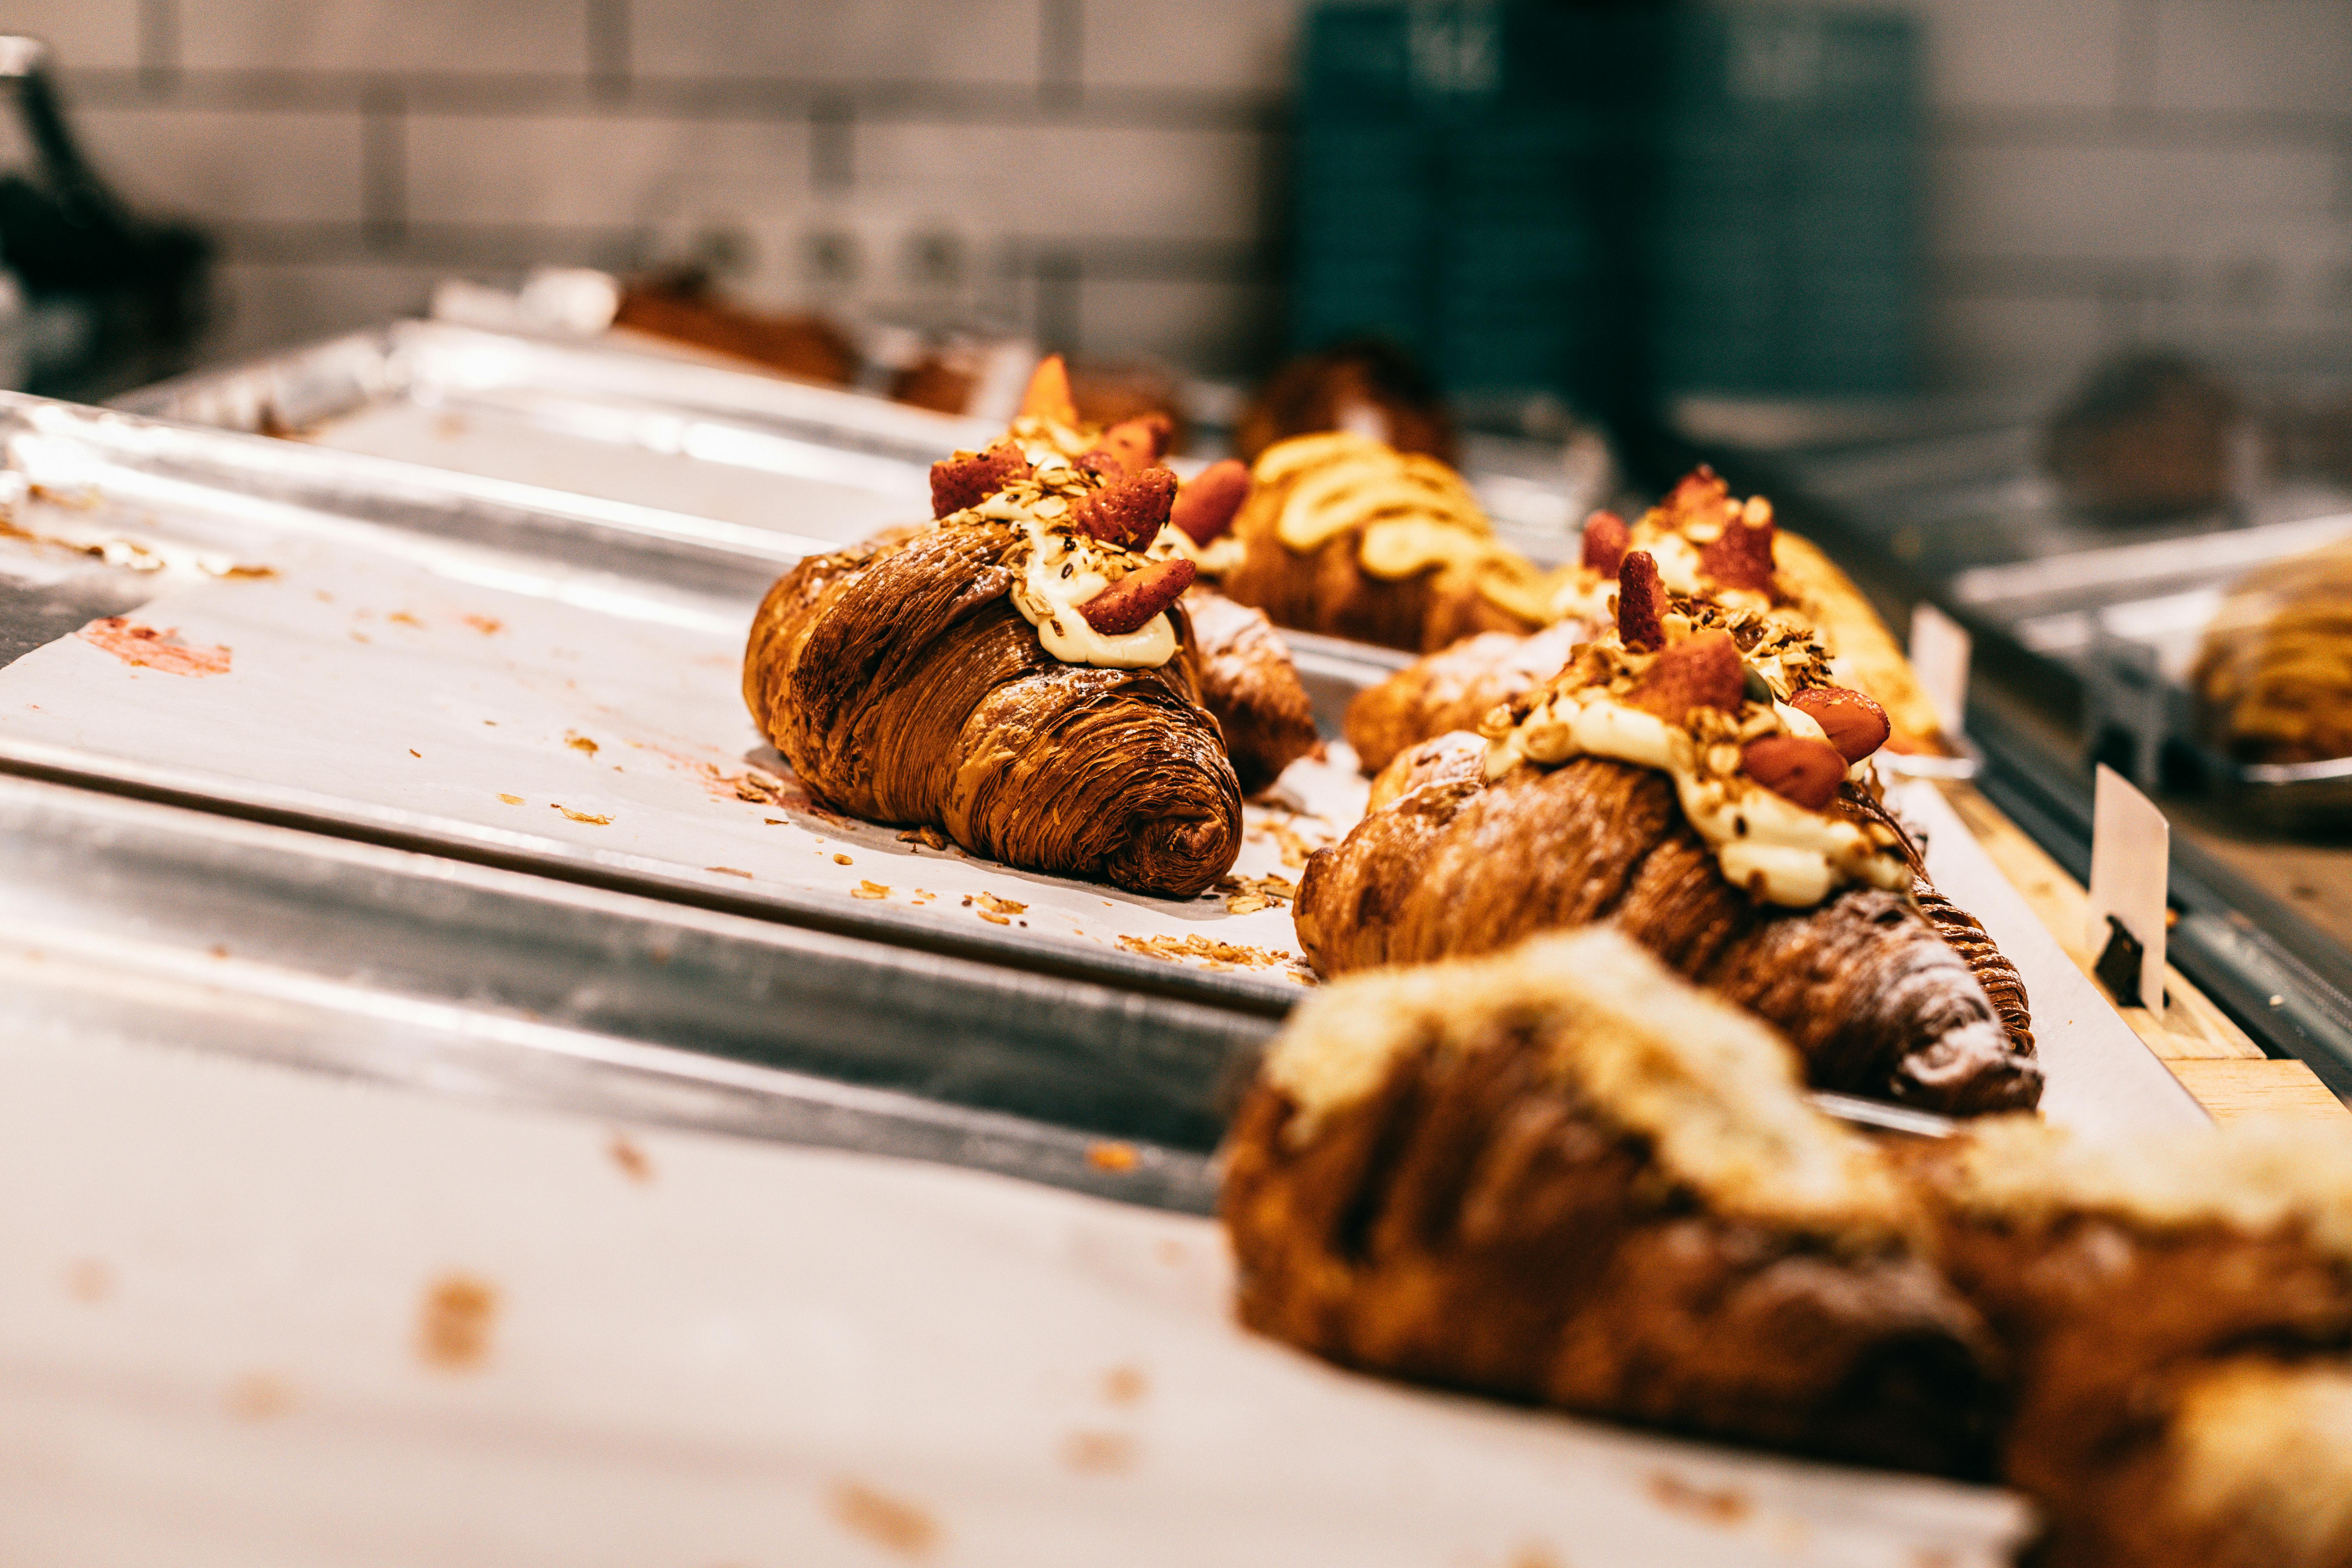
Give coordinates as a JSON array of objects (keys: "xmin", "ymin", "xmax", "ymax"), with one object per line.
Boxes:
[
  {"xmin": 1346, "ymin": 468, "xmax": 1948, "ymax": 771},
  {"xmin": 743, "ymin": 394, "xmax": 1246, "ymax": 897},
  {"xmin": 1297, "ymin": 557, "xmax": 2041, "ymax": 1114},
  {"xmin": 1209, "ymin": 432, "xmax": 1555, "ymax": 653}
]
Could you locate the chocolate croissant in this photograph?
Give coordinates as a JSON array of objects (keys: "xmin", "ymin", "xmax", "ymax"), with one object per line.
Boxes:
[
  {"xmin": 1214, "ymin": 432, "xmax": 1554, "ymax": 653},
  {"xmin": 1911, "ymin": 1118, "xmax": 2352, "ymax": 1567},
  {"xmin": 1222, "ymin": 927, "xmax": 2006, "ymax": 1477},
  {"xmin": 1297, "ymin": 734, "xmax": 2041, "ymax": 1113},
  {"xmin": 742, "ymin": 491, "xmax": 1243, "ymax": 898}
]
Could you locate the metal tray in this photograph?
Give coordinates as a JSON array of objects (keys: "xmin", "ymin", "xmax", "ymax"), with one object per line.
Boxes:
[
  {"xmin": 0, "ymin": 392, "xmax": 1385, "ymax": 1014},
  {"xmin": 117, "ymin": 318, "xmax": 1000, "ymax": 551},
  {"xmin": 1949, "ymin": 512, "xmax": 2352, "ymax": 827},
  {"xmin": 0, "ymin": 768, "xmax": 1228, "ymax": 1206}
]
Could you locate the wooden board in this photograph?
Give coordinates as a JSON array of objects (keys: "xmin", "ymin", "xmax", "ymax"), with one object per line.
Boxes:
[{"xmin": 1937, "ymin": 780, "xmax": 2348, "ymax": 1124}]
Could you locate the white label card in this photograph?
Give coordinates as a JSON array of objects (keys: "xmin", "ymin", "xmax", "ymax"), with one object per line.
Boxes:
[
  {"xmin": 2087, "ymin": 763, "xmax": 2170, "ymax": 1015},
  {"xmin": 1909, "ymin": 602, "xmax": 1972, "ymax": 738}
]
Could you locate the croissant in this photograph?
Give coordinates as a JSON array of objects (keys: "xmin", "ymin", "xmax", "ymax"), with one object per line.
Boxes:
[
  {"xmin": 1212, "ymin": 432, "xmax": 1553, "ymax": 653},
  {"xmin": 2191, "ymin": 534, "xmax": 2352, "ymax": 764},
  {"xmin": 1222, "ymin": 928, "xmax": 2006, "ymax": 1477},
  {"xmin": 1344, "ymin": 621, "xmax": 1584, "ymax": 775},
  {"xmin": 1910, "ymin": 1118, "xmax": 2352, "ymax": 1567},
  {"xmin": 742, "ymin": 462, "xmax": 1244, "ymax": 898},
  {"xmin": 1183, "ymin": 586, "xmax": 1319, "ymax": 792}
]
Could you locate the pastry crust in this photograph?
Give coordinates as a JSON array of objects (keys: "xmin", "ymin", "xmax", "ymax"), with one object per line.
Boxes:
[
  {"xmin": 1344, "ymin": 622, "xmax": 1585, "ymax": 775},
  {"xmin": 1221, "ymin": 928, "xmax": 2005, "ymax": 1476},
  {"xmin": 1295, "ymin": 736, "xmax": 2042, "ymax": 1113},
  {"xmin": 742, "ymin": 523, "xmax": 1242, "ymax": 897},
  {"xmin": 1912, "ymin": 1118, "xmax": 2352, "ymax": 1567},
  {"xmin": 1183, "ymin": 585, "xmax": 1320, "ymax": 793}
]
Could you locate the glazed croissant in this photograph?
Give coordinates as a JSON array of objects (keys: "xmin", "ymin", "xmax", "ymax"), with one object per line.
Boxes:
[
  {"xmin": 742, "ymin": 490, "xmax": 1244, "ymax": 899},
  {"xmin": 1223, "ymin": 929, "xmax": 2005, "ymax": 1477},
  {"xmin": 1213, "ymin": 432, "xmax": 1553, "ymax": 653}
]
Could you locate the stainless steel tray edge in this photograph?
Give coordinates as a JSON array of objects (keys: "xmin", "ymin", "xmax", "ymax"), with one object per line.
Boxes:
[{"xmin": 0, "ymin": 770, "xmax": 1240, "ymax": 1200}]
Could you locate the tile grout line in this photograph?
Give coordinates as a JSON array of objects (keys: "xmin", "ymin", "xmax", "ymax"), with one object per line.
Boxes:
[
  {"xmin": 360, "ymin": 79, "xmax": 406, "ymax": 253},
  {"xmin": 588, "ymin": 0, "xmax": 632, "ymax": 104},
  {"xmin": 134, "ymin": 0, "xmax": 179, "ymax": 96}
]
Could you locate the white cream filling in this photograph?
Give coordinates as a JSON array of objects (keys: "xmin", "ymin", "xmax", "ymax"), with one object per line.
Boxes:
[
  {"xmin": 1545, "ymin": 569, "xmax": 1617, "ymax": 626},
  {"xmin": 1484, "ymin": 690, "xmax": 1906, "ymax": 908},
  {"xmin": 981, "ymin": 491, "xmax": 1176, "ymax": 670},
  {"xmin": 1155, "ymin": 520, "xmax": 1246, "ymax": 578}
]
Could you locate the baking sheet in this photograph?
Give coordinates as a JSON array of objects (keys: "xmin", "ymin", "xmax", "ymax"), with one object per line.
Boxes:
[
  {"xmin": 0, "ymin": 1004, "xmax": 2031, "ymax": 1568},
  {"xmin": 0, "ymin": 393, "xmax": 2199, "ymax": 1139},
  {"xmin": 120, "ymin": 318, "xmax": 1001, "ymax": 552}
]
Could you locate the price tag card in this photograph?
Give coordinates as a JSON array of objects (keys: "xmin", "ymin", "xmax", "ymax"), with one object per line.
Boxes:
[
  {"xmin": 1909, "ymin": 602, "xmax": 1972, "ymax": 738},
  {"xmin": 2087, "ymin": 763, "xmax": 2170, "ymax": 1014}
]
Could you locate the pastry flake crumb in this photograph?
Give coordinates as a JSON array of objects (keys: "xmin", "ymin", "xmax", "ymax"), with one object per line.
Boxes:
[
  {"xmin": 852, "ymin": 880, "xmax": 890, "ymax": 899},
  {"xmin": 833, "ymin": 852, "xmax": 853, "ymax": 866},
  {"xmin": 976, "ymin": 891, "xmax": 1028, "ymax": 917},
  {"xmin": 1247, "ymin": 813, "xmax": 1331, "ymax": 869},
  {"xmin": 565, "ymin": 733, "xmax": 599, "ymax": 756},
  {"xmin": 764, "ymin": 817, "xmax": 785, "ymax": 825},
  {"xmin": 977, "ymin": 909, "xmax": 1010, "ymax": 925},
  {"xmin": 1214, "ymin": 873, "xmax": 1299, "ymax": 915},
  {"xmin": 225, "ymin": 1371, "xmax": 293, "ymax": 1420},
  {"xmin": 1087, "ymin": 1140, "xmax": 1139, "ymax": 1172},
  {"xmin": 607, "ymin": 1131, "xmax": 653, "ymax": 1183},
  {"xmin": 1645, "ymin": 1471, "xmax": 1752, "ymax": 1527},
  {"xmin": 896, "ymin": 824, "xmax": 952, "ymax": 851},
  {"xmin": 463, "ymin": 614, "xmax": 502, "ymax": 635},
  {"xmin": 707, "ymin": 866, "xmax": 752, "ymax": 879},
  {"xmin": 407, "ymin": 748, "xmax": 421, "ymax": 758},
  {"xmin": 1118, "ymin": 933, "xmax": 1295, "ymax": 970},
  {"xmin": 64, "ymin": 1258, "xmax": 112, "ymax": 1303},
  {"xmin": 75, "ymin": 617, "xmax": 232, "ymax": 677},
  {"xmin": 496, "ymin": 793, "xmax": 523, "ymax": 805},
  {"xmin": 416, "ymin": 1274, "xmax": 497, "ymax": 1371},
  {"xmin": 1101, "ymin": 1364, "xmax": 1148, "ymax": 1405},
  {"xmin": 1059, "ymin": 1429, "xmax": 1139, "ymax": 1475},
  {"xmin": 827, "ymin": 1480, "xmax": 937, "ymax": 1558},
  {"xmin": 387, "ymin": 611, "xmax": 424, "ymax": 628},
  {"xmin": 553, "ymin": 805, "xmax": 610, "ymax": 825},
  {"xmin": 215, "ymin": 563, "xmax": 277, "ymax": 580}
]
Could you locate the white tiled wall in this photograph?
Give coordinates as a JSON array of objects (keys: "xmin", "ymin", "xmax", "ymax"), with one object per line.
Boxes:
[{"xmin": 13, "ymin": 0, "xmax": 2352, "ymax": 393}]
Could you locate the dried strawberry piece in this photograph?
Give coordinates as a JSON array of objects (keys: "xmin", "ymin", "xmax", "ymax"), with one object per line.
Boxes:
[
  {"xmin": 1788, "ymin": 685, "xmax": 1891, "ymax": 763},
  {"xmin": 1700, "ymin": 503, "xmax": 1776, "ymax": 592},
  {"xmin": 1581, "ymin": 510, "xmax": 1628, "ymax": 578},
  {"xmin": 1615, "ymin": 549, "xmax": 1666, "ymax": 650},
  {"xmin": 1019, "ymin": 354, "xmax": 1077, "ymax": 425},
  {"xmin": 1081, "ymin": 413, "xmax": 1173, "ymax": 479},
  {"xmin": 1626, "ymin": 629, "xmax": 1744, "ymax": 722},
  {"xmin": 930, "ymin": 441, "xmax": 1031, "ymax": 518},
  {"xmin": 1171, "ymin": 459, "xmax": 1250, "ymax": 545},
  {"xmin": 1069, "ymin": 466, "xmax": 1177, "ymax": 552},
  {"xmin": 1741, "ymin": 734, "xmax": 1846, "ymax": 810},
  {"xmin": 1659, "ymin": 465, "xmax": 1732, "ymax": 531},
  {"xmin": 1079, "ymin": 556, "xmax": 1196, "ymax": 634}
]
